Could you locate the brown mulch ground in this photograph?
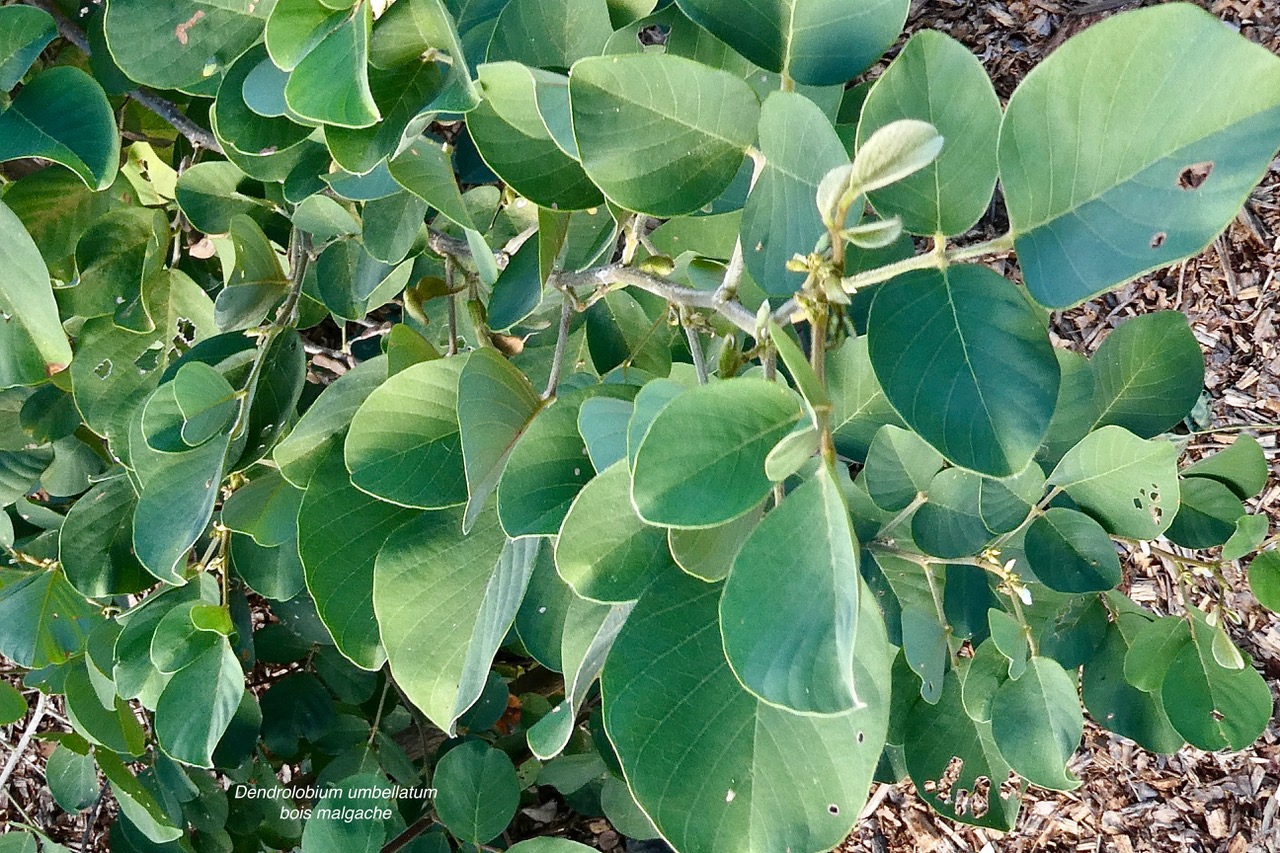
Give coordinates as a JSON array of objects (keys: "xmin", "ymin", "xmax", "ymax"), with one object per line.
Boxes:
[
  {"xmin": 3, "ymin": 1, "xmax": 1279, "ymax": 851},
  {"xmin": 840, "ymin": 1, "xmax": 1280, "ymax": 851}
]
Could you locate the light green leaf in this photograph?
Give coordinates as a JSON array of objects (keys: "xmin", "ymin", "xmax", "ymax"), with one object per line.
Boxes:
[
  {"xmin": 46, "ymin": 743, "xmax": 99, "ymax": 812},
  {"xmin": 862, "ymin": 425, "xmax": 942, "ymax": 512},
  {"xmin": 631, "ymin": 378, "xmax": 802, "ymax": 527},
  {"xmin": 64, "ymin": 656, "xmax": 145, "ymax": 755},
  {"xmin": 721, "ymin": 465, "xmax": 860, "ymax": 714},
  {"xmin": 433, "ymin": 741, "xmax": 520, "ymax": 843},
  {"xmin": 1248, "ymin": 551, "xmax": 1280, "ymax": 612},
  {"xmin": 0, "ymin": 200, "xmax": 73, "ymax": 387},
  {"xmin": 1090, "ymin": 311, "xmax": 1204, "ymax": 437},
  {"xmin": 1122, "ymin": 615, "xmax": 1191, "ymax": 694},
  {"xmin": 990, "ymin": 656, "xmax": 1083, "ymax": 791},
  {"xmin": 555, "ymin": 460, "xmax": 669, "ymax": 603},
  {"xmin": 283, "ymin": 4, "xmax": 381, "ymax": 128},
  {"xmin": 375, "ymin": 508, "xmax": 534, "ymax": 734},
  {"xmin": 1024, "ymin": 507, "xmax": 1122, "ymax": 593},
  {"xmin": 214, "ymin": 45, "xmax": 314, "ymax": 161},
  {"xmin": 487, "ymin": 0, "xmax": 612, "ymax": 69},
  {"xmin": 999, "ymin": 4, "xmax": 1280, "ymax": 308},
  {"xmin": 103, "ymin": 0, "xmax": 268, "ymax": 94},
  {"xmin": 173, "ymin": 362, "xmax": 240, "ymax": 446},
  {"xmin": 857, "ymin": 31, "xmax": 1001, "ymax": 236},
  {"xmin": 867, "ymin": 265, "xmax": 1059, "ymax": 476},
  {"xmin": 672, "ymin": 0, "xmax": 906, "ymax": 86},
  {"xmin": 345, "ymin": 355, "xmax": 469, "ymax": 509},
  {"xmin": 1162, "ymin": 623, "xmax": 1271, "ymax": 751},
  {"xmin": 1183, "ymin": 434, "xmax": 1268, "ymax": 501},
  {"xmin": 265, "ymin": 0, "xmax": 346, "ymax": 70},
  {"xmin": 740, "ymin": 91, "xmax": 848, "ymax": 296},
  {"xmin": 368, "ymin": 0, "xmax": 480, "ymax": 113},
  {"xmin": 602, "ymin": 569, "xmax": 889, "ymax": 853},
  {"xmin": 274, "ymin": 355, "xmax": 386, "ymax": 487},
  {"xmin": 221, "ymin": 468, "xmax": 304, "ymax": 548},
  {"xmin": 498, "ymin": 384, "xmax": 636, "ymax": 537},
  {"xmin": 0, "ymin": 66, "xmax": 119, "ymax": 191},
  {"xmin": 298, "ymin": 445, "xmax": 419, "ymax": 670},
  {"xmin": 0, "ymin": 569, "xmax": 99, "ymax": 668},
  {"xmin": 0, "ymin": 6, "xmax": 56, "ymax": 90},
  {"xmin": 0, "ymin": 681, "xmax": 26, "ymax": 726},
  {"xmin": 176, "ymin": 162, "xmax": 269, "ymax": 235},
  {"xmin": 576, "ymin": 395, "xmax": 633, "ymax": 473},
  {"xmin": 96, "ymin": 748, "xmax": 183, "ymax": 844},
  {"xmin": 1222, "ymin": 513, "xmax": 1268, "ymax": 563},
  {"xmin": 828, "ymin": 336, "xmax": 904, "ymax": 462},
  {"xmin": 570, "ymin": 53, "xmax": 759, "ymax": 216},
  {"xmin": 300, "ymin": 772, "xmax": 389, "ymax": 853},
  {"xmin": 1047, "ymin": 426, "xmax": 1179, "ymax": 539},
  {"xmin": 155, "ymin": 640, "xmax": 245, "ymax": 767},
  {"xmin": 388, "ymin": 136, "xmax": 475, "ymax": 229},
  {"xmin": 668, "ymin": 506, "xmax": 760, "ymax": 583}
]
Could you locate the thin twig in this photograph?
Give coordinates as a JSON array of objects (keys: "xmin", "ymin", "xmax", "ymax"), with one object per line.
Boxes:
[
  {"xmin": 82, "ymin": 780, "xmax": 109, "ymax": 852},
  {"xmin": 28, "ymin": 0, "xmax": 223, "ymax": 154},
  {"xmin": 683, "ymin": 317, "xmax": 709, "ymax": 384},
  {"xmin": 444, "ymin": 256, "xmax": 459, "ymax": 356},
  {"xmin": 0, "ymin": 691, "xmax": 47, "ymax": 801},
  {"xmin": 543, "ymin": 298, "xmax": 574, "ymax": 399}
]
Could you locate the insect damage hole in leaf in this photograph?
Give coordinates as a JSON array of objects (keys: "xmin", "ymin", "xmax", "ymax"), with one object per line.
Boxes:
[{"xmin": 1178, "ymin": 161, "xmax": 1214, "ymax": 189}]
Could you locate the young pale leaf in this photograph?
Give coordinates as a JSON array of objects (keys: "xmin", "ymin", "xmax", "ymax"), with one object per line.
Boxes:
[
  {"xmin": 1000, "ymin": 4, "xmax": 1280, "ymax": 308},
  {"xmin": 721, "ymin": 465, "xmax": 861, "ymax": 714},
  {"xmin": 345, "ymin": 355, "xmax": 468, "ymax": 509},
  {"xmin": 0, "ymin": 201, "xmax": 74, "ymax": 387},
  {"xmin": 769, "ymin": 321, "xmax": 829, "ymax": 409},
  {"xmin": 742, "ymin": 93, "xmax": 850, "ymax": 296},
  {"xmin": 433, "ymin": 741, "xmax": 520, "ymax": 843},
  {"xmin": 857, "ymin": 31, "xmax": 1000, "ymax": 236},
  {"xmin": 1047, "ymin": 426, "xmax": 1179, "ymax": 539},
  {"xmin": 602, "ymin": 569, "xmax": 890, "ymax": 853},
  {"xmin": 1089, "ymin": 312, "xmax": 1204, "ymax": 437},
  {"xmin": 867, "ymin": 265, "xmax": 1059, "ymax": 477},
  {"xmin": 555, "ymin": 461, "xmax": 670, "ymax": 603},
  {"xmin": 1024, "ymin": 508, "xmax": 1122, "ymax": 594},
  {"xmin": 0, "ymin": 67, "xmax": 120, "ymax": 191},
  {"xmin": 990, "ymin": 656, "xmax": 1083, "ymax": 791},
  {"xmin": 849, "ymin": 119, "xmax": 943, "ymax": 197},
  {"xmin": 668, "ymin": 506, "xmax": 762, "ymax": 583},
  {"xmin": 764, "ymin": 424, "xmax": 820, "ymax": 482},
  {"xmin": 570, "ymin": 54, "xmax": 760, "ymax": 216},
  {"xmin": 673, "ymin": 0, "xmax": 906, "ymax": 86},
  {"xmin": 631, "ymin": 378, "xmax": 803, "ymax": 527}
]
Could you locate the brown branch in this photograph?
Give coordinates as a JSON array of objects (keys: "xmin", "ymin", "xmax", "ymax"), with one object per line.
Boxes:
[{"xmin": 28, "ymin": 0, "xmax": 224, "ymax": 154}]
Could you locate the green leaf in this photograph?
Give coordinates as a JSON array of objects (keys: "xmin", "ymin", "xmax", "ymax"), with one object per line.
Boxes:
[
  {"xmin": 1122, "ymin": 615, "xmax": 1190, "ymax": 694},
  {"xmin": 631, "ymin": 378, "xmax": 802, "ymax": 527},
  {"xmin": 283, "ymin": 4, "xmax": 381, "ymax": 128},
  {"xmin": 0, "ymin": 67, "xmax": 120, "ymax": 191},
  {"xmin": 570, "ymin": 54, "xmax": 760, "ymax": 216},
  {"xmin": 150, "ymin": 600, "xmax": 219, "ymax": 674},
  {"xmin": 668, "ymin": 506, "xmax": 760, "ymax": 583},
  {"xmin": 527, "ymin": 596, "xmax": 630, "ymax": 759},
  {"xmin": 741, "ymin": 92, "xmax": 848, "ymax": 296},
  {"xmin": 487, "ymin": 237, "xmax": 543, "ymax": 331},
  {"xmin": 368, "ymin": 0, "xmax": 480, "ymax": 113},
  {"xmin": 265, "ymin": 0, "xmax": 347, "ymax": 71},
  {"xmin": 602, "ymin": 569, "xmax": 889, "ymax": 852},
  {"xmin": 514, "ymin": 543, "xmax": 576, "ymax": 671},
  {"xmin": 221, "ymin": 468, "xmax": 304, "ymax": 548},
  {"xmin": 374, "ymin": 509, "xmax": 535, "ymax": 734},
  {"xmin": 487, "ymin": 0, "xmax": 612, "ymax": 69},
  {"xmin": 1248, "ymin": 551, "xmax": 1280, "ymax": 612},
  {"xmin": 299, "ymin": 772, "xmax": 389, "ymax": 853},
  {"xmin": 96, "ymin": 748, "xmax": 183, "ymax": 844},
  {"xmin": 999, "ymin": 4, "xmax": 1280, "ymax": 308},
  {"xmin": 345, "ymin": 355, "xmax": 468, "ymax": 509},
  {"xmin": 910, "ymin": 469, "xmax": 1003, "ymax": 559},
  {"xmin": 176, "ymin": 162, "xmax": 269, "ymax": 235},
  {"xmin": 69, "ymin": 207, "xmax": 169, "ymax": 333},
  {"xmin": 172, "ymin": 362, "xmax": 240, "ymax": 446},
  {"xmin": 1047, "ymin": 426, "xmax": 1179, "ymax": 539},
  {"xmin": 1090, "ymin": 312, "xmax": 1204, "ymax": 437},
  {"xmin": 298, "ymin": 446, "xmax": 419, "ymax": 670},
  {"xmin": 64, "ymin": 656, "xmax": 145, "ymax": 756},
  {"xmin": 1024, "ymin": 507, "xmax": 1122, "ymax": 594},
  {"xmin": 230, "ymin": 532, "xmax": 306, "ymax": 602},
  {"xmin": 0, "ymin": 6, "xmax": 56, "ymax": 90},
  {"xmin": 1082, "ymin": 620, "xmax": 1183, "ymax": 754},
  {"xmin": 1161, "ymin": 624, "xmax": 1272, "ymax": 751},
  {"xmin": 721, "ymin": 465, "xmax": 860, "ymax": 714},
  {"xmin": 673, "ymin": 0, "xmax": 906, "ymax": 86},
  {"xmin": 1183, "ymin": 434, "xmax": 1269, "ymax": 501},
  {"xmin": 585, "ymin": 290, "xmax": 671, "ymax": 376},
  {"xmin": 867, "ymin": 265, "xmax": 1059, "ymax": 476},
  {"xmin": 0, "ymin": 832, "xmax": 35, "ymax": 853},
  {"xmin": 155, "ymin": 640, "xmax": 245, "ymax": 767},
  {"xmin": 433, "ymin": 741, "xmax": 520, "ymax": 844},
  {"xmin": 828, "ymin": 336, "xmax": 904, "ymax": 462},
  {"xmin": 1165, "ymin": 476, "xmax": 1244, "ymax": 549},
  {"xmin": 555, "ymin": 460, "xmax": 669, "ymax": 603},
  {"xmin": 0, "ymin": 681, "xmax": 25, "ymax": 726},
  {"xmin": 989, "ymin": 656, "xmax": 1083, "ymax": 791},
  {"xmin": 0, "ymin": 569, "xmax": 99, "ymax": 668},
  {"xmin": 274, "ymin": 356, "xmax": 386, "ymax": 486},
  {"xmin": 903, "ymin": 672, "xmax": 1019, "ymax": 830},
  {"xmin": 862, "ymin": 425, "xmax": 942, "ymax": 512},
  {"xmin": 388, "ymin": 136, "xmax": 475, "ymax": 229},
  {"xmin": 57, "ymin": 476, "xmax": 151, "ymax": 598},
  {"xmin": 103, "ymin": 0, "xmax": 267, "ymax": 93},
  {"xmin": 213, "ymin": 45, "xmax": 314, "ymax": 161},
  {"xmin": 498, "ymin": 384, "xmax": 635, "ymax": 537},
  {"xmin": 857, "ymin": 31, "xmax": 1001, "ymax": 236},
  {"xmin": 46, "ymin": 743, "xmax": 100, "ymax": 812},
  {"xmin": 1222, "ymin": 513, "xmax": 1268, "ymax": 563},
  {"xmin": 0, "ymin": 200, "xmax": 73, "ymax": 387}
]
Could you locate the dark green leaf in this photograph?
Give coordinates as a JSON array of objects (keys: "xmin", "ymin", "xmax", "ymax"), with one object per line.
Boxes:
[{"xmin": 0, "ymin": 67, "xmax": 120, "ymax": 191}]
